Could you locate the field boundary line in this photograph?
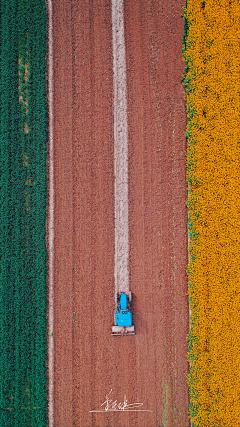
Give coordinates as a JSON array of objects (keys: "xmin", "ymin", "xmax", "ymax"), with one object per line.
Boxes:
[{"xmin": 47, "ymin": 0, "xmax": 54, "ymax": 425}]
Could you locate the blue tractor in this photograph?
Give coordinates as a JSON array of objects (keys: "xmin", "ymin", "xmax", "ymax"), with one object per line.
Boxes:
[{"xmin": 112, "ymin": 291, "xmax": 135, "ymax": 335}]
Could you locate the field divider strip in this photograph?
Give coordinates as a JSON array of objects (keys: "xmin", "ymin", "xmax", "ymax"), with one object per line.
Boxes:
[
  {"xmin": 112, "ymin": 0, "xmax": 129, "ymax": 296},
  {"xmin": 47, "ymin": 0, "xmax": 54, "ymax": 426}
]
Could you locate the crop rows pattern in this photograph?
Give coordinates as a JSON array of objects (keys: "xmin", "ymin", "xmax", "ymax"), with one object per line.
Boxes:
[
  {"xmin": 183, "ymin": 0, "xmax": 240, "ymax": 425},
  {"xmin": 0, "ymin": 1, "xmax": 47, "ymax": 426}
]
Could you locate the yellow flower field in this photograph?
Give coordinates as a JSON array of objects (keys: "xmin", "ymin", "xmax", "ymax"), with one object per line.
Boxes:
[{"xmin": 183, "ymin": 0, "xmax": 240, "ymax": 425}]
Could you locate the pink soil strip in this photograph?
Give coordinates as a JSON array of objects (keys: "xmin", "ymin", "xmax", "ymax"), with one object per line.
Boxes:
[{"xmin": 112, "ymin": 0, "xmax": 129, "ymax": 296}]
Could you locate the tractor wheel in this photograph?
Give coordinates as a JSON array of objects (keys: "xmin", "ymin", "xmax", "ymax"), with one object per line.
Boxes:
[{"xmin": 128, "ymin": 291, "xmax": 132, "ymax": 302}]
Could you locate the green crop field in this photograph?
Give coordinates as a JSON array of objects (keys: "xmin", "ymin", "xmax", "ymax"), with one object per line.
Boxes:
[{"xmin": 0, "ymin": 1, "xmax": 48, "ymax": 426}]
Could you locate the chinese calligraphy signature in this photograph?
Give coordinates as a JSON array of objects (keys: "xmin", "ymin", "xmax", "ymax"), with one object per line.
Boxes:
[{"xmin": 89, "ymin": 389, "xmax": 152, "ymax": 413}]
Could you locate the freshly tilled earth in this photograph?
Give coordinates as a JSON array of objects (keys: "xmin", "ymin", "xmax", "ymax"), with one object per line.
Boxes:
[{"xmin": 52, "ymin": 0, "xmax": 189, "ymax": 426}]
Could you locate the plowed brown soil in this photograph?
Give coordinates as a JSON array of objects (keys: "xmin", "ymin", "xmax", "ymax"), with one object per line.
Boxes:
[{"xmin": 51, "ymin": 0, "xmax": 189, "ymax": 426}]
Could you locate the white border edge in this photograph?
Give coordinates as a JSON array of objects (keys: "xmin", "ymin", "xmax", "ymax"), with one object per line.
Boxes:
[{"xmin": 47, "ymin": 0, "xmax": 54, "ymax": 425}]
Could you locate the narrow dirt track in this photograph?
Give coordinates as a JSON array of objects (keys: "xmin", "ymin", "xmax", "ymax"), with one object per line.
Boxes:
[{"xmin": 52, "ymin": 1, "xmax": 189, "ymax": 426}]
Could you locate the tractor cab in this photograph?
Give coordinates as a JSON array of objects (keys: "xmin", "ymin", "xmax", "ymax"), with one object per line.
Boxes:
[
  {"xmin": 112, "ymin": 292, "xmax": 135, "ymax": 335},
  {"xmin": 116, "ymin": 293, "xmax": 132, "ymax": 327}
]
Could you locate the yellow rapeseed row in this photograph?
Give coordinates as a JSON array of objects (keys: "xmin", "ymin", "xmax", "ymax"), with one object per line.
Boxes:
[{"xmin": 183, "ymin": 0, "xmax": 240, "ymax": 425}]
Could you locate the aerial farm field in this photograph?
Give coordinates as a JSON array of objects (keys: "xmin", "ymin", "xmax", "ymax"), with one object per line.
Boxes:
[
  {"xmin": 51, "ymin": 0, "xmax": 188, "ymax": 426},
  {"xmin": 1, "ymin": 0, "xmax": 240, "ymax": 426}
]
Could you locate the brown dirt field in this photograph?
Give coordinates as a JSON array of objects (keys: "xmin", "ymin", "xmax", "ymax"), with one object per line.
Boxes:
[{"xmin": 51, "ymin": 0, "xmax": 189, "ymax": 426}]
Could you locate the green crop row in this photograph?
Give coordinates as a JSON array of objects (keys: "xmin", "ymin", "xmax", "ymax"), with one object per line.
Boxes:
[{"xmin": 0, "ymin": 1, "xmax": 48, "ymax": 426}]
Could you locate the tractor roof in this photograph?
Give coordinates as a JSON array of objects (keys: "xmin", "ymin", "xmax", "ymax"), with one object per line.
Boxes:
[{"xmin": 120, "ymin": 293, "xmax": 127, "ymax": 310}]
